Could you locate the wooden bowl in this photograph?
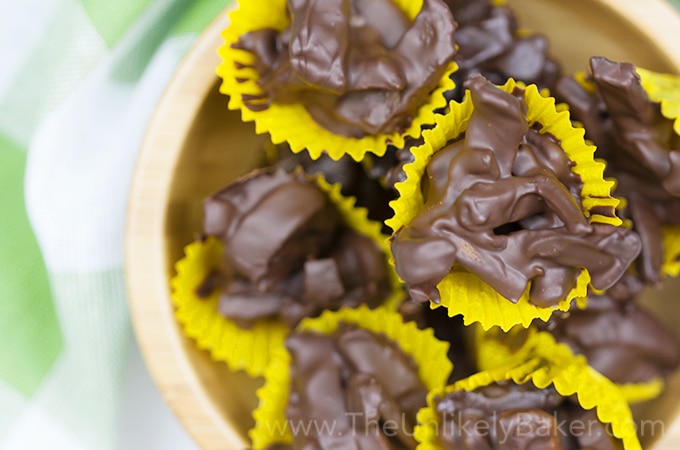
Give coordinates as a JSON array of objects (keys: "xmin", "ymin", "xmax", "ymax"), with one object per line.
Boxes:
[{"xmin": 126, "ymin": 1, "xmax": 680, "ymax": 448}]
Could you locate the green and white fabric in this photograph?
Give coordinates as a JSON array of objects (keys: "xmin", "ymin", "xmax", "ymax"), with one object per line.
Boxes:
[
  {"xmin": 0, "ymin": 0, "xmax": 231, "ymax": 448},
  {"xmin": 1, "ymin": 0, "xmax": 680, "ymax": 449}
]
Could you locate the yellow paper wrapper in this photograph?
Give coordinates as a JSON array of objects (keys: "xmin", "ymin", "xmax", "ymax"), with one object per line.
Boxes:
[
  {"xmin": 637, "ymin": 67, "xmax": 680, "ymax": 136},
  {"xmin": 415, "ymin": 332, "xmax": 642, "ymax": 450},
  {"xmin": 249, "ymin": 305, "xmax": 453, "ymax": 449},
  {"xmin": 387, "ymin": 79, "xmax": 621, "ymax": 331},
  {"xmin": 170, "ymin": 172, "xmax": 402, "ymax": 377},
  {"xmin": 662, "ymin": 225, "xmax": 680, "ymax": 277},
  {"xmin": 473, "ymin": 323, "xmax": 535, "ymax": 372},
  {"xmin": 473, "ymin": 325, "xmax": 665, "ymax": 404},
  {"xmin": 217, "ymin": 0, "xmax": 457, "ymax": 162},
  {"xmin": 171, "ymin": 237, "xmax": 289, "ymax": 377}
]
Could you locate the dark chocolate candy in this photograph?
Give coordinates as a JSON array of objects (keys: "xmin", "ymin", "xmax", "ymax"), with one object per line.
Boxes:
[
  {"xmin": 234, "ymin": 0, "xmax": 457, "ymax": 137},
  {"xmin": 283, "ymin": 326, "xmax": 428, "ymax": 449},
  {"xmin": 391, "ymin": 76, "xmax": 640, "ymax": 307},
  {"xmin": 434, "ymin": 381, "xmax": 615, "ymax": 450},
  {"xmin": 541, "ymin": 275, "xmax": 680, "ymax": 385},
  {"xmin": 201, "ymin": 169, "xmax": 391, "ymax": 328},
  {"xmin": 555, "ymin": 57, "xmax": 680, "ymax": 283}
]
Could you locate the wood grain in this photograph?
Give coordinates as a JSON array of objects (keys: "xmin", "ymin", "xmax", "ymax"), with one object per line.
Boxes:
[{"xmin": 125, "ymin": 1, "xmax": 680, "ymax": 449}]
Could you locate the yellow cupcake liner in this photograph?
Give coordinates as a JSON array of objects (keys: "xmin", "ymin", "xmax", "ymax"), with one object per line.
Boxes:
[
  {"xmin": 473, "ymin": 323, "xmax": 535, "ymax": 372},
  {"xmin": 474, "ymin": 325, "xmax": 666, "ymax": 404},
  {"xmin": 662, "ymin": 225, "xmax": 680, "ymax": 277},
  {"xmin": 171, "ymin": 237, "xmax": 289, "ymax": 377},
  {"xmin": 217, "ymin": 0, "xmax": 457, "ymax": 162},
  {"xmin": 250, "ymin": 305, "xmax": 453, "ymax": 449},
  {"xmin": 170, "ymin": 172, "xmax": 402, "ymax": 377},
  {"xmin": 637, "ymin": 67, "xmax": 680, "ymax": 136},
  {"xmin": 415, "ymin": 331, "xmax": 642, "ymax": 450},
  {"xmin": 387, "ymin": 79, "xmax": 621, "ymax": 331}
]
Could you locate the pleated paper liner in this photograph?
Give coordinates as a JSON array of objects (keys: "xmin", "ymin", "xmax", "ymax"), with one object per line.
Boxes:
[
  {"xmin": 249, "ymin": 305, "xmax": 453, "ymax": 449},
  {"xmin": 662, "ymin": 225, "xmax": 680, "ymax": 277},
  {"xmin": 473, "ymin": 324, "xmax": 665, "ymax": 405},
  {"xmin": 387, "ymin": 78, "xmax": 622, "ymax": 331},
  {"xmin": 171, "ymin": 237, "xmax": 289, "ymax": 378},
  {"xmin": 170, "ymin": 172, "xmax": 403, "ymax": 377},
  {"xmin": 216, "ymin": 0, "xmax": 457, "ymax": 162},
  {"xmin": 415, "ymin": 332, "xmax": 642, "ymax": 450},
  {"xmin": 637, "ymin": 67, "xmax": 680, "ymax": 135}
]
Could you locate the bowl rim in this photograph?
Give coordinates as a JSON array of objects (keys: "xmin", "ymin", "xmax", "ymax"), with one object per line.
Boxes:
[
  {"xmin": 125, "ymin": 10, "xmax": 246, "ymax": 450},
  {"xmin": 125, "ymin": 1, "xmax": 680, "ymax": 449}
]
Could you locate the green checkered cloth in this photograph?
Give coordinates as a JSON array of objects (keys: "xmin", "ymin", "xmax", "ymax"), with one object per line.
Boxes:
[
  {"xmin": 0, "ymin": 0, "xmax": 231, "ymax": 448},
  {"xmin": 2, "ymin": 0, "xmax": 680, "ymax": 449}
]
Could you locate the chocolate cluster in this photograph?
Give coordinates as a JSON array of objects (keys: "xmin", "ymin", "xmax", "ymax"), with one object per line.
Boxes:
[
  {"xmin": 391, "ymin": 76, "xmax": 640, "ymax": 307},
  {"xmin": 200, "ymin": 169, "xmax": 391, "ymax": 328},
  {"xmin": 443, "ymin": 0, "xmax": 561, "ymax": 103},
  {"xmin": 434, "ymin": 381, "xmax": 614, "ymax": 450},
  {"xmin": 556, "ymin": 57, "xmax": 680, "ymax": 283},
  {"xmin": 540, "ymin": 275, "xmax": 680, "ymax": 385},
  {"xmin": 234, "ymin": 0, "xmax": 457, "ymax": 137},
  {"xmin": 283, "ymin": 326, "xmax": 427, "ymax": 449}
]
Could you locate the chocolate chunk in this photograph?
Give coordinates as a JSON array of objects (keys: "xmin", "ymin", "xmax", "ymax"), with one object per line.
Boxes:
[
  {"xmin": 303, "ymin": 259, "xmax": 345, "ymax": 306},
  {"xmin": 234, "ymin": 0, "xmax": 457, "ymax": 137},
  {"xmin": 201, "ymin": 169, "xmax": 392, "ymax": 328},
  {"xmin": 391, "ymin": 76, "xmax": 640, "ymax": 307}
]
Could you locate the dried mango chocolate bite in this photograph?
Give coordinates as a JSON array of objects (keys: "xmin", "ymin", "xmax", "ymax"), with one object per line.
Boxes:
[
  {"xmin": 282, "ymin": 326, "xmax": 427, "ymax": 449},
  {"xmin": 432, "ymin": 381, "xmax": 615, "ymax": 450},
  {"xmin": 218, "ymin": 0, "xmax": 458, "ymax": 160},
  {"xmin": 443, "ymin": 0, "xmax": 561, "ymax": 102},
  {"xmin": 170, "ymin": 169, "xmax": 401, "ymax": 376},
  {"xmin": 541, "ymin": 275, "xmax": 680, "ymax": 387},
  {"xmin": 389, "ymin": 76, "xmax": 640, "ymax": 329},
  {"xmin": 555, "ymin": 57, "xmax": 680, "ymax": 283},
  {"xmin": 416, "ymin": 331, "xmax": 642, "ymax": 450},
  {"xmin": 250, "ymin": 307, "xmax": 453, "ymax": 449},
  {"xmin": 201, "ymin": 169, "xmax": 393, "ymax": 328}
]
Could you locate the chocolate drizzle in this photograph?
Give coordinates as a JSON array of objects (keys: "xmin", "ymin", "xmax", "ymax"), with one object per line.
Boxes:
[
  {"xmin": 391, "ymin": 76, "xmax": 640, "ymax": 307},
  {"xmin": 201, "ymin": 169, "xmax": 391, "ymax": 328},
  {"xmin": 234, "ymin": 0, "xmax": 457, "ymax": 137},
  {"xmin": 434, "ymin": 381, "xmax": 615, "ymax": 450},
  {"xmin": 284, "ymin": 326, "xmax": 427, "ymax": 449},
  {"xmin": 555, "ymin": 57, "xmax": 680, "ymax": 283}
]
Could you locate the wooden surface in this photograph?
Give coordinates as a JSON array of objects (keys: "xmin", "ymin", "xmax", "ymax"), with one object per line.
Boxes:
[{"xmin": 125, "ymin": 1, "xmax": 680, "ymax": 449}]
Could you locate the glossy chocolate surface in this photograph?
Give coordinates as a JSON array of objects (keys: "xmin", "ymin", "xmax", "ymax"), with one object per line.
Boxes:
[
  {"xmin": 391, "ymin": 75, "xmax": 640, "ymax": 307},
  {"xmin": 434, "ymin": 381, "xmax": 614, "ymax": 450},
  {"xmin": 555, "ymin": 57, "xmax": 680, "ymax": 283},
  {"xmin": 201, "ymin": 169, "xmax": 391, "ymax": 328},
  {"xmin": 234, "ymin": 0, "xmax": 456, "ymax": 137},
  {"xmin": 283, "ymin": 326, "xmax": 427, "ymax": 449}
]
